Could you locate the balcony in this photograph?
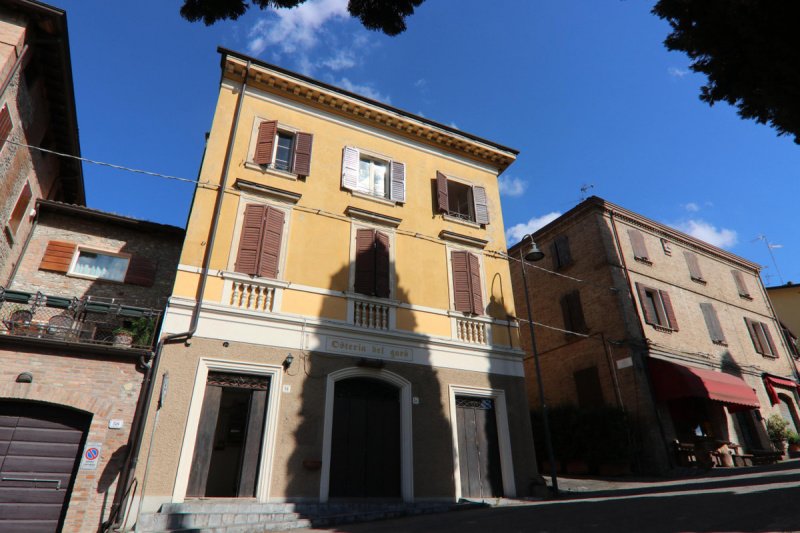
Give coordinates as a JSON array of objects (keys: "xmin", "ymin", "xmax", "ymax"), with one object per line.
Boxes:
[
  {"xmin": 348, "ymin": 294, "xmax": 396, "ymax": 331},
  {"xmin": 0, "ymin": 288, "xmax": 161, "ymax": 350},
  {"xmin": 454, "ymin": 316, "xmax": 490, "ymax": 345}
]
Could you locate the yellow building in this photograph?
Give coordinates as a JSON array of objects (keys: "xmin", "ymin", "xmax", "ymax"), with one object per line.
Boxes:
[{"xmin": 132, "ymin": 48, "xmax": 538, "ymax": 529}]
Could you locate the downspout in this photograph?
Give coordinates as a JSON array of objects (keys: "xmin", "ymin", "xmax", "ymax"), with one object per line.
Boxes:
[
  {"xmin": 109, "ymin": 58, "xmax": 252, "ymax": 531},
  {"xmin": 0, "ymin": 44, "xmax": 28, "ymax": 102}
]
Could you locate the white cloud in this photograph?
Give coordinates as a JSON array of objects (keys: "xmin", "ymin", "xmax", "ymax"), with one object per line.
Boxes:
[
  {"xmin": 506, "ymin": 212, "xmax": 562, "ymax": 244},
  {"xmin": 414, "ymin": 78, "xmax": 427, "ymax": 89},
  {"xmin": 675, "ymin": 219, "xmax": 738, "ymax": 249},
  {"xmin": 448, "ymin": 121, "xmax": 459, "ymax": 129},
  {"xmin": 668, "ymin": 66, "xmax": 689, "ymax": 78},
  {"xmin": 247, "ymin": 0, "xmax": 349, "ymax": 56},
  {"xmin": 320, "ymin": 49, "xmax": 356, "ymax": 71},
  {"xmin": 336, "ymin": 77, "xmax": 391, "ymax": 103},
  {"xmin": 498, "ymin": 175, "xmax": 527, "ymax": 197},
  {"xmin": 683, "ymin": 202, "xmax": 700, "ymax": 213}
]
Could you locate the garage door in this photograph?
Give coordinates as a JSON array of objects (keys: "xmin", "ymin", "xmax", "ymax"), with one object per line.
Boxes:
[{"xmin": 0, "ymin": 401, "xmax": 90, "ymax": 532}]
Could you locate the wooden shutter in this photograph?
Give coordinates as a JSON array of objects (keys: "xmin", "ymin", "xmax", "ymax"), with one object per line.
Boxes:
[
  {"xmin": 636, "ymin": 283, "xmax": 656, "ymax": 325},
  {"xmin": 436, "ymin": 171, "xmax": 449, "ymax": 213},
  {"xmin": 553, "ymin": 235, "xmax": 572, "ymax": 269},
  {"xmin": 254, "ymin": 120, "xmax": 277, "ymax": 165},
  {"xmin": 375, "ymin": 231, "xmax": 390, "ymax": 297},
  {"xmin": 390, "ymin": 161, "xmax": 406, "ymax": 203},
  {"xmin": 468, "ymin": 252, "xmax": 483, "ymax": 314},
  {"xmin": 700, "ymin": 303, "xmax": 725, "ymax": 343},
  {"xmin": 744, "ymin": 318, "xmax": 764, "ymax": 354},
  {"xmin": 342, "ymin": 147, "xmax": 359, "ymax": 190},
  {"xmin": 0, "ymin": 104, "xmax": 11, "ymax": 148},
  {"xmin": 473, "ymin": 185, "xmax": 489, "ymax": 224},
  {"xmin": 562, "ymin": 290, "xmax": 587, "ymax": 334},
  {"xmin": 8, "ymin": 181, "xmax": 32, "ymax": 235},
  {"xmin": 258, "ymin": 207, "xmax": 284, "ymax": 279},
  {"xmin": 761, "ymin": 322, "xmax": 777, "ymax": 356},
  {"xmin": 292, "ymin": 132, "xmax": 313, "ymax": 176},
  {"xmin": 125, "ymin": 255, "xmax": 157, "ymax": 287},
  {"xmin": 659, "ymin": 290, "xmax": 678, "ymax": 331},
  {"xmin": 732, "ymin": 270, "xmax": 750, "ymax": 297},
  {"xmin": 451, "ymin": 250, "xmax": 472, "ymax": 313},
  {"xmin": 354, "ymin": 228, "xmax": 376, "ymax": 295},
  {"xmin": 628, "ymin": 229, "xmax": 649, "ymax": 261},
  {"xmin": 235, "ymin": 204, "xmax": 266, "ymax": 276},
  {"xmin": 684, "ymin": 252, "xmax": 703, "ymax": 281},
  {"xmin": 39, "ymin": 240, "xmax": 77, "ymax": 272}
]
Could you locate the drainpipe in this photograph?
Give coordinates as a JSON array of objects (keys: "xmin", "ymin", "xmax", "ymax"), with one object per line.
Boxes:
[
  {"xmin": 0, "ymin": 44, "xmax": 28, "ymax": 102},
  {"xmin": 108, "ymin": 58, "xmax": 252, "ymax": 531}
]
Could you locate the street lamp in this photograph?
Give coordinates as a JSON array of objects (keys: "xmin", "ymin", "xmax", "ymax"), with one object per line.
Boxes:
[{"xmin": 518, "ymin": 234, "xmax": 559, "ymax": 495}]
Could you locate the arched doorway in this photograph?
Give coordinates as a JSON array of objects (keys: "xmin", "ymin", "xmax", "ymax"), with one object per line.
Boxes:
[
  {"xmin": 777, "ymin": 393, "xmax": 800, "ymax": 433},
  {"xmin": 0, "ymin": 400, "xmax": 91, "ymax": 532},
  {"xmin": 329, "ymin": 377, "xmax": 400, "ymax": 498}
]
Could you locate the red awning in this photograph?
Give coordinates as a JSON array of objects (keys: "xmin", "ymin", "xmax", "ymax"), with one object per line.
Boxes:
[
  {"xmin": 763, "ymin": 375, "xmax": 800, "ymax": 406},
  {"xmin": 648, "ymin": 358, "xmax": 760, "ymax": 412}
]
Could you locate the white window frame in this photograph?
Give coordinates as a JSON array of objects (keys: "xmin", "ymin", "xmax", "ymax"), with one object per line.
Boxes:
[
  {"xmin": 172, "ymin": 358, "xmax": 284, "ymax": 503},
  {"xmin": 67, "ymin": 247, "xmax": 131, "ymax": 282},
  {"xmin": 245, "ymin": 117, "xmax": 301, "ymax": 179},
  {"xmin": 356, "ymin": 152, "xmax": 391, "ymax": 199},
  {"xmin": 448, "ymin": 384, "xmax": 516, "ymax": 499}
]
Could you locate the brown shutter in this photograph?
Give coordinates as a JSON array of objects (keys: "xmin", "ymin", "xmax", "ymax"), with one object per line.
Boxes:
[
  {"xmin": 564, "ymin": 290, "xmax": 587, "ymax": 333},
  {"xmin": 0, "ymin": 105, "xmax": 11, "ymax": 148},
  {"xmin": 390, "ymin": 161, "xmax": 406, "ymax": 203},
  {"xmin": 574, "ymin": 366, "xmax": 604, "ymax": 408},
  {"xmin": 762, "ymin": 322, "xmax": 777, "ymax": 356},
  {"xmin": 659, "ymin": 290, "xmax": 678, "ymax": 331},
  {"xmin": 732, "ymin": 270, "xmax": 750, "ymax": 297},
  {"xmin": 292, "ymin": 132, "xmax": 313, "ymax": 176},
  {"xmin": 451, "ymin": 250, "xmax": 472, "ymax": 312},
  {"xmin": 125, "ymin": 255, "xmax": 158, "ymax": 287},
  {"xmin": 628, "ymin": 229, "xmax": 649, "ymax": 261},
  {"xmin": 8, "ymin": 181, "xmax": 32, "ymax": 235},
  {"xmin": 684, "ymin": 252, "xmax": 703, "ymax": 281},
  {"xmin": 436, "ymin": 171, "xmax": 449, "ymax": 213},
  {"xmin": 473, "ymin": 185, "xmax": 489, "ymax": 225},
  {"xmin": 744, "ymin": 318, "xmax": 763, "ymax": 354},
  {"xmin": 39, "ymin": 240, "xmax": 77, "ymax": 272},
  {"xmin": 235, "ymin": 204, "xmax": 266, "ymax": 276},
  {"xmin": 468, "ymin": 252, "xmax": 483, "ymax": 314},
  {"xmin": 254, "ymin": 120, "xmax": 277, "ymax": 165},
  {"xmin": 700, "ymin": 303, "xmax": 725, "ymax": 343},
  {"xmin": 258, "ymin": 207, "xmax": 284, "ymax": 279},
  {"xmin": 553, "ymin": 235, "xmax": 572, "ymax": 269},
  {"xmin": 342, "ymin": 147, "xmax": 359, "ymax": 190},
  {"xmin": 375, "ymin": 231, "xmax": 390, "ymax": 298},
  {"xmin": 354, "ymin": 228, "xmax": 376, "ymax": 295},
  {"xmin": 636, "ymin": 283, "xmax": 656, "ymax": 325}
]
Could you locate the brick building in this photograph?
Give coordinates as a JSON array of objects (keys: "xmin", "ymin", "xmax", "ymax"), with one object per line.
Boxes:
[
  {"xmin": 1, "ymin": 0, "xmax": 84, "ymax": 285},
  {"xmin": 0, "ymin": 199, "xmax": 183, "ymax": 531},
  {"xmin": 509, "ymin": 197, "xmax": 800, "ymax": 472}
]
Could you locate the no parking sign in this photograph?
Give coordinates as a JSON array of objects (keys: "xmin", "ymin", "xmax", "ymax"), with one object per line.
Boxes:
[{"xmin": 79, "ymin": 442, "xmax": 102, "ymax": 470}]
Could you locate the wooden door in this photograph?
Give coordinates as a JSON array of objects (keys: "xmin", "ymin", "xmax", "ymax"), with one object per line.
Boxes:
[
  {"xmin": 0, "ymin": 401, "xmax": 90, "ymax": 533},
  {"xmin": 330, "ymin": 378, "xmax": 400, "ymax": 498},
  {"xmin": 456, "ymin": 396, "xmax": 503, "ymax": 499}
]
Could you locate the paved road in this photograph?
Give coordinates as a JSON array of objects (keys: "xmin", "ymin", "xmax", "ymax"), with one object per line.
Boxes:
[{"xmin": 306, "ymin": 460, "xmax": 800, "ymax": 532}]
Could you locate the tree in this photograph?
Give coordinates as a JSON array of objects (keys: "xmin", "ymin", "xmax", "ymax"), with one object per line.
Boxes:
[
  {"xmin": 653, "ymin": 1, "xmax": 800, "ymax": 143},
  {"xmin": 180, "ymin": 0, "xmax": 424, "ymax": 36}
]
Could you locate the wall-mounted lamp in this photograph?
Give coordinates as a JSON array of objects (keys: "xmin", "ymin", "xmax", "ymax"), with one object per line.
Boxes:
[
  {"xmin": 16, "ymin": 372, "xmax": 33, "ymax": 384},
  {"xmin": 283, "ymin": 354, "xmax": 294, "ymax": 371}
]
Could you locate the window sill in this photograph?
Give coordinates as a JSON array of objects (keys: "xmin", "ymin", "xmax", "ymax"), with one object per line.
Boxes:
[
  {"xmin": 712, "ymin": 340, "xmax": 728, "ymax": 347},
  {"xmin": 691, "ymin": 277, "xmax": 707, "ymax": 285},
  {"xmin": 244, "ymin": 161, "xmax": 301, "ymax": 181},
  {"xmin": 651, "ymin": 324, "xmax": 673, "ymax": 334},
  {"xmin": 739, "ymin": 294, "xmax": 753, "ymax": 301},
  {"xmin": 350, "ymin": 190, "xmax": 398, "ymax": 207},
  {"xmin": 634, "ymin": 257, "xmax": 652, "ymax": 266},
  {"xmin": 220, "ymin": 270, "xmax": 290, "ymax": 288},
  {"xmin": 447, "ymin": 310, "xmax": 489, "ymax": 321},
  {"xmin": 761, "ymin": 353, "xmax": 779, "ymax": 359},
  {"xmin": 442, "ymin": 214, "xmax": 481, "ymax": 229}
]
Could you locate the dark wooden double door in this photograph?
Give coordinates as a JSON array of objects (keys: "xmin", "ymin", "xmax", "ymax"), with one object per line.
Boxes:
[
  {"xmin": 330, "ymin": 378, "xmax": 401, "ymax": 498},
  {"xmin": 456, "ymin": 396, "xmax": 503, "ymax": 499},
  {"xmin": 187, "ymin": 372, "xmax": 270, "ymax": 498},
  {"xmin": 0, "ymin": 401, "xmax": 90, "ymax": 533}
]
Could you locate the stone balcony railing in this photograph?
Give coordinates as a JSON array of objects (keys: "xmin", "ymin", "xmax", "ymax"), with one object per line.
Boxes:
[
  {"xmin": 222, "ymin": 273, "xmax": 288, "ymax": 314},
  {"xmin": 348, "ymin": 294, "xmax": 396, "ymax": 331},
  {"xmin": 454, "ymin": 316, "xmax": 490, "ymax": 345}
]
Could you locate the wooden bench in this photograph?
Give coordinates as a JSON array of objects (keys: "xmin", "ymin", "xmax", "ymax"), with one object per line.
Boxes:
[{"xmin": 751, "ymin": 450, "xmax": 782, "ymax": 465}]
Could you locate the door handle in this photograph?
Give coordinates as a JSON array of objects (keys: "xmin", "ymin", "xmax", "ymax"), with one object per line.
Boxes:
[{"xmin": 2, "ymin": 477, "xmax": 61, "ymax": 489}]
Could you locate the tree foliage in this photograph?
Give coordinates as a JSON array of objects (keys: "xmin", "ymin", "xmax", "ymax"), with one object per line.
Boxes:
[
  {"xmin": 653, "ymin": 0, "xmax": 800, "ymax": 143},
  {"xmin": 180, "ymin": 0, "xmax": 424, "ymax": 36}
]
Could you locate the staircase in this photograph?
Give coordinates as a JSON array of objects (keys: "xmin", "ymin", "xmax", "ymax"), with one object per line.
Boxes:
[{"xmin": 136, "ymin": 500, "xmax": 486, "ymax": 532}]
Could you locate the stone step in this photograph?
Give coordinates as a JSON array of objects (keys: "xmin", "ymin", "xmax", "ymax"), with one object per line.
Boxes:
[{"xmin": 136, "ymin": 512, "xmax": 307, "ymax": 532}]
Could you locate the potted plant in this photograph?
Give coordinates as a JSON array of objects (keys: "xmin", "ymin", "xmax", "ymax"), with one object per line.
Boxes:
[
  {"xmin": 787, "ymin": 430, "xmax": 800, "ymax": 458},
  {"xmin": 129, "ymin": 316, "xmax": 156, "ymax": 346},
  {"xmin": 112, "ymin": 327, "xmax": 134, "ymax": 347},
  {"xmin": 766, "ymin": 414, "xmax": 791, "ymax": 456}
]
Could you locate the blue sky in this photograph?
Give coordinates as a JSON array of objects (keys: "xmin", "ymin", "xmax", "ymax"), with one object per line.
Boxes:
[{"xmin": 56, "ymin": 0, "xmax": 800, "ymax": 286}]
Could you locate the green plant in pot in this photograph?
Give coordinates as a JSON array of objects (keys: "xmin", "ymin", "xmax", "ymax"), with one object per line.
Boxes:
[
  {"xmin": 766, "ymin": 414, "xmax": 791, "ymax": 454},
  {"xmin": 129, "ymin": 316, "xmax": 156, "ymax": 346},
  {"xmin": 787, "ymin": 429, "xmax": 800, "ymax": 456},
  {"xmin": 112, "ymin": 327, "xmax": 134, "ymax": 346}
]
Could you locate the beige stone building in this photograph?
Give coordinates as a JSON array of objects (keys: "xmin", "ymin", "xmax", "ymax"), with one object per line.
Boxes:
[
  {"xmin": 509, "ymin": 197, "xmax": 800, "ymax": 472},
  {"xmin": 129, "ymin": 49, "xmax": 538, "ymax": 530}
]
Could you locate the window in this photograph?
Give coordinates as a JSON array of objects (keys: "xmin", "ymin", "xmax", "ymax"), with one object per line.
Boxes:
[
  {"xmin": 745, "ymin": 318, "xmax": 777, "ymax": 357},
  {"xmin": 636, "ymin": 283, "xmax": 678, "ymax": 331},
  {"xmin": 684, "ymin": 252, "xmax": 705, "ymax": 283},
  {"xmin": 342, "ymin": 147, "xmax": 405, "ymax": 202},
  {"xmin": 451, "ymin": 250, "xmax": 483, "ymax": 315},
  {"xmin": 436, "ymin": 172, "xmax": 489, "ymax": 225},
  {"xmin": 700, "ymin": 303, "xmax": 726, "ymax": 345},
  {"xmin": 6, "ymin": 181, "xmax": 32, "ymax": 238},
  {"xmin": 732, "ymin": 270, "xmax": 752, "ymax": 299},
  {"xmin": 574, "ymin": 366, "xmax": 604, "ymax": 408},
  {"xmin": 0, "ymin": 104, "xmax": 11, "ymax": 151},
  {"xmin": 628, "ymin": 229, "xmax": 650, "ymax": 263},
  {"xmin": 251, "ymin": 119, "xmax": 313, "ymax": 177},
  {"xmin": 354, "ymin": 228, "xmax": 390, "ymax": 297},
  {"xmin": 560, "ymin": 290, "xmax": 588, "ymax": 335},
  {"xmin": 234, "ymin": 203, "xmax": 286, "ymax": 279},
  {"xmin": 72, "ymin": 250, "xmax": 130, "ymax": 281},
  {"xmin": 551, "ymin": 235, "xmax": 572, "ymax": 270},
  {"xmin": 661, "ymin": 238, "xmax": 672, "ymax": 256}
]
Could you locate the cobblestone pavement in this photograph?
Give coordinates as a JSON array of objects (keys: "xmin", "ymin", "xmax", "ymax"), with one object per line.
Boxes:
[{"xmin": 302, "ymin": 460, "xmax": 800, "ymax": 532}]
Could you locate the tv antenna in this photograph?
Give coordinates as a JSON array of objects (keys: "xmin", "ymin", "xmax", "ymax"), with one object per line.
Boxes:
[
  {"xmin": 580, "ymin": 183, "xmax": 594, "ymax": 201},
  {"xmin": 753, "ymin": 234, "xmax": 784, "ymax": 285}
]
